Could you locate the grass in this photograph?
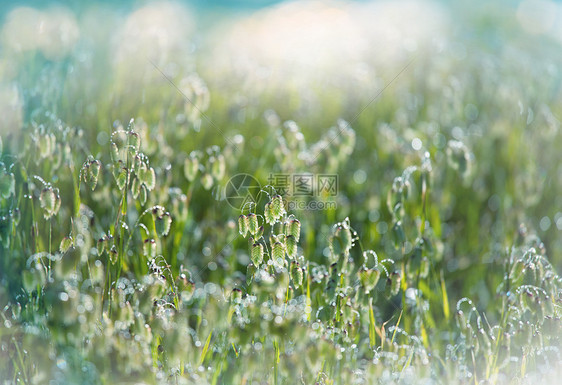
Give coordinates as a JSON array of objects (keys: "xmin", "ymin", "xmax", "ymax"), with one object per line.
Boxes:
[{"xmin": 0, "ymin": 1, "xmax": 561, "ymax": 384}]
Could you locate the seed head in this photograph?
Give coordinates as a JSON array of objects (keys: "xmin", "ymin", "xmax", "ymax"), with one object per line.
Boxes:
[
  {"xmin": 97, "ymin": 236, "xmax": 107, "ymax": 256},
  {"xmin": 40, "ymin": 187, "xmax": 61, "ymax": 219},
  {"xmin": 286, "ymin": 219, "xmax": 301, "ymax": 242},
  {"xmin": 251, "ymin": 242, "xmax": 264, "ymax": 266},
  {"xmin": 201, "ymin": 173, "xmax": 214, "ymax": 190},
  {"xmin": 238, "ymin": 215, "xmax": 249, "ymax": 237},
  {"xmin": 290, "ymin": 261, "xmax": 304, "ymax": 288},
  {"xmin": 59, "ymin": 236, "xmax": 73, "ymax": 253},
  {"xmin": 255, "ymin": 225, "xmax": 264, "ymax": 240},
  {"xmin": 128, "ymin": 131, "xmax": 140, "ymax": 151},
  {"xmin": 329, "ymin": 224, "xmax": 352, "ymax": 258},
  {"xmin": 272, "ymin": 241, "xmax": 285, "ymax": 266},
  {"xmin": 155, "ymin": 212, "xmax": 172, "ymax": 237},
  {"xmin": 109, "ymin": 245, "xmax": 118, "ymax": 264},
  {"xmin": 0, "ymin": 171, "xmax": 15, "ymax": 198},
  {"xmin": 143, "ymin": 239, "xmax": 156, "ymax": 258},
  {"xmin": 110, "ymin": 142, "xmax": 121, "ymax": 162},
  {"xmin": 115, "ymin": 167, "xmax": 128, "ymax": 191},
  {"xmin": 270, "ymin": 195, "xmax": 285, "ymax": 219},
  {"xmin": 248, "ymin": 213, "xmax": 259, "ymax": 235},
  {"xmin": 211, "ymin": 154, "xmax": 226, "ymax": 180},
  {"xmin": 446, "ymin": 140, "xmax": 472, "ymax": 178},
  {"xmin": 131, "ymin": 176, "xmax": 141, "ymax": 198},
  {"xmin": 140, "ymin": 185, "xmax": 147, "ymax": 205},
  {"xmin": 184, "ymin": 154, "xmax": 199, "ymax": 182},
  {"xmin": 264, "ymin": 202, "xmax": 275, "ymax": 225},
  {"xmin": 230, "ymin": 288, "xmax": 243, "ymax": 304},
  {"xmin": 390, "ymin": 271, "xmax": 401, "ymax": 296},
  {"xmin": 358, "ymin": 267, "xmax": 381, "ymax": 294},
  {"xmin": 285, "ymin": 235, "xmax": 297, "ymax": 259},
  {"xmin": 91, "ymin": 159, "xmax": 101, "ymax": 182},
  {"xmin": 246, "ymin": 263, "xmax": 256, "ymax": 285},
  {"xmin": 140, "ymin": 167, "xmax": 156, "ymax": 191}
]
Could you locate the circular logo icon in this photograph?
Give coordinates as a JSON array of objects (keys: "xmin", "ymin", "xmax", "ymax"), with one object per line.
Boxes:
[{"xmin": 223, "ymin": 173, "xmax": 261, "ymax": 210}]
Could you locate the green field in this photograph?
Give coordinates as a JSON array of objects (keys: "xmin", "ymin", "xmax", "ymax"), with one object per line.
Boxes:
[{"xmin": 0, "ymin": 1, "xmax": 561, "ymax": 384}]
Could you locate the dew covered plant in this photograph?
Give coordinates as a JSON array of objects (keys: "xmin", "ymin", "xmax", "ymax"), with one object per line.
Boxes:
[{"xmin": 1, "ymin": 1, "xmax": 562, "ymax": 384}]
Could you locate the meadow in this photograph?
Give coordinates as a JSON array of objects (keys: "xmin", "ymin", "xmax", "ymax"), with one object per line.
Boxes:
[{"xmin": 0, "ymin": 1, "xmax": 561, "ymax": 384}]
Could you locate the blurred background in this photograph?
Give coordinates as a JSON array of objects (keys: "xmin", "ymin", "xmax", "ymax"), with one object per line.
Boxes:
[{"xmin": 1, "ymin": 0, "xmax": 561, "ymax": 285}]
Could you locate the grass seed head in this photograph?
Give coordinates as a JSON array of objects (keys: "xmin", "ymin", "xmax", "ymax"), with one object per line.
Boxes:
[
  {"xmin": 201, "ymin": 173, "xmax": 214, "ymax": 190},
  {"xmin": 133, "ymin": 154, "xmax": 142, "ymax": 174},
  {"xmin": 238, "ymin": 215, "xmax": 249, "ymax": 237},
  {"xmin": 40, "ymin": 187, "xmax": 60, "ymax": 219},
  {"xmin": 446, "ymin": 140, "xmax": 472, "ymax": 177},
  {"xmin": 272, "ymin": 241, "xmax": 285, "ymax": 266},
  {"xmin": 358, "ymin": 266, "xmax": 381, "ymax": 294},
  {"xmin": 270, "ymin": 195, "xmax": 285, "ymax": 219},
  {"xmin": 184, "ymin": 154, "xmax": 199, "ymax": 182},
  {"xmin": 246, "ymin": 263, "xmax": 256, "ymax": 285},
  {"xmin": 211, "ymin": 154, "xmax": 226, "ymax": 180},
  {"xmin": 131, "ymin": 176, "xmax": 141, "ymax": 199},
  {"xmin": 286, "ymin": 219, "xmax": 301, "ymax": 242},
  {"xmin": 285, "ymin": 235, "xmax": 297, "ymax": 259},
  {"xmin": 140, "ymin": 185, "xmax": 147, "ymax": 205},
  {"xmin": 329, "ymin": 224, "xmax": 352, "ymax": 259},
  {"xmin": 128, "ymin": 131, "xmax": 140, "ymax": 151},
  {"xmin": 155, "ymin": 212, "xmax": 172, "ymax": 237},
  {"xmin": 290, "ymin": 261, "xmax": 303, "ymax": 288},
  {"xmin": 251, "ymin": 242, "xmax": 264, "ymax": 266},
  {"xmin": 38, "ymin": 133, "xmax": 55, "ymax": 159},
  {"xmin": 140, "ymin": 167, "xmax": 156, "ymax": 191},
  {"xmin": 255, "ymin": 225, "xmax": 264, "ymax": 240},
  {"xmin": 363, "ymin": 250, "xmax": 378, "ymax": 268},
  {"xmin": 264, "ymin": 202, "xmax": 275, "ymax": 224},
  {"xmin": 0, "ymin": 171, "xmax": 15, "ymax": 198},
  {"xmin": 87, "ymin": 159, "xmax": 101, "ymax": 190},
  {"xmin": 390, "ymin": 271, "xmax": 401, "ymax": 296},
  {"xmin": 97, "ymin": 236, "xmax": 107, "ymax": 256},
  {"xmin": 109, "ymin": 245, "xmax": 118, "ymax": 264},
  {"xmin": 248, "ymin": 213, "xmax": 259, "ymax": 235},
  {"xmin": 110, "ymin": 142, "xmax": 121, "ymax": 163},
  {"xmin": 231, "ymin": 288, "xmax": 243, "ymax": 304},
  {"xmin": 143, "ymin": 239, "xmax": 156, "ymax": 258},
  {"xmin": 456, "ymin": 310, "xmax": 468, "ymax": 333},
  {"xmin": 59, "ymin": 236, "xmax": 73, "ymax": 253},
  {"xmin": 114, "ymin": 166, "xmax": 128, "ymax": 191}
]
